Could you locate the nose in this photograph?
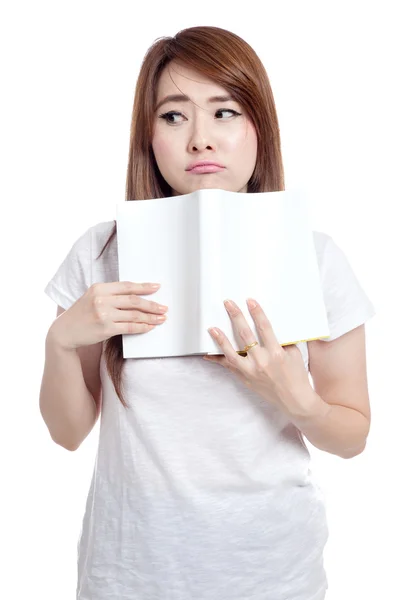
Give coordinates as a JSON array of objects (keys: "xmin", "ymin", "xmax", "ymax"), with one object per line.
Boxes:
[{"xmin": 187, "ymin": 114, "xmax": 215, "ymax": 153}]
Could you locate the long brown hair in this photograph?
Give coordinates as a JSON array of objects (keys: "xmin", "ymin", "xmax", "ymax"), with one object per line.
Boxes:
[{"xmin": 97, "ymin": 25, "xmax": 285, "ymax": 408}]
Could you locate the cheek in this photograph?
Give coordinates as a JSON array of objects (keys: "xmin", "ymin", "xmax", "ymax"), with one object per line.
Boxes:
[
  {"xmin": 244, "ymin": 121, "xmax": 258, "ymax": 153},
  {"xmin": 229, "ymin": 120, "xmax": 257, "ymax": 150},
  {"xmin": 151, "ymin": 123, "xmax": 174, "ymax": 163},
  {"xmin": 152, "ymin": 137, "xmax": 167, "ymax": 158}
]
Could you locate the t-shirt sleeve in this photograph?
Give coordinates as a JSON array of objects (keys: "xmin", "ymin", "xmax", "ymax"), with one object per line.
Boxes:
[
  {"xmin": 319, "ymin": 235, "xmax": 376, "ymax": 342},
  {"xmin": 44, "ymin": 226, "xmax": 93, "ymax": 310}
]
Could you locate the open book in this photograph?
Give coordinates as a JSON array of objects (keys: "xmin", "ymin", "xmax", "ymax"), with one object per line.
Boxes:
[{"xmin": 116, "ymin": 188, "xmax": 330, "ymax": 359}]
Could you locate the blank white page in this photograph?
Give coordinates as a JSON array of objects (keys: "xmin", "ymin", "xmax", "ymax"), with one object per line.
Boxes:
[{"xmin": 116, "ymin": 188, "xmax": 329, "ymax": 359}]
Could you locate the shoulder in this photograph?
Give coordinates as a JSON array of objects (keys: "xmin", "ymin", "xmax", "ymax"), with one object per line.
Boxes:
[
  {"xmin": 68, "ymin": 220, "xmax": 115, "ymax": 249},
  {"xmin": 311, "ymin": 229, "xmax": 376, "ymax": 340},
  {"xmin": 89, "ymin": 219, "xmax": 116, "ymax": 240},
  {"xmin": 85, "ymin": 220, "xmax": 117, "ymax": 254},
  {"xmin": 312, "ymin": 230, "xmax": 333, "ymax": 258},
  {"xmin": 312, "ymin": 230, "xmax": 346, "ymax": 275},
  {"xmin": 88, "ymin": 221, "xmax": 119, "ymax": 281}
]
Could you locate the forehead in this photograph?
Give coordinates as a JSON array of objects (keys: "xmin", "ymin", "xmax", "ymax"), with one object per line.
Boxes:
[{"xmin": 156, "ymin": 62, "xmax": 227, "ymax": 99}]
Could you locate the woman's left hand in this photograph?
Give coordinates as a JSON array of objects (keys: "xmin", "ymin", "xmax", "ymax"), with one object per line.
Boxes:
[{"xmin": 204, "ymin": 298, "xmax": 316, "ymax": 417}]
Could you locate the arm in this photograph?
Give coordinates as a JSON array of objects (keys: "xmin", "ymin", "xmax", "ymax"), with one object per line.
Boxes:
[
  {"xmin": 289, "ymin": 324, "xmax": 371, "ymax": 459},
  {"xmin": 39, "ymin": 307, "xmax": 102, "ymax": 451}
]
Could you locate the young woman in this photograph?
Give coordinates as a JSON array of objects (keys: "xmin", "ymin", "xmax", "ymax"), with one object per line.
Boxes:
[{"xmin": 40, "ymin": 25, "xmax": 375, "ymax": 600}]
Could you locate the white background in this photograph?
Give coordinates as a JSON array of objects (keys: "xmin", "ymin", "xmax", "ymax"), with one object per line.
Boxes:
[{"xmin": 1, "ymin": 1, "xmax": 398, "ymax": 598}]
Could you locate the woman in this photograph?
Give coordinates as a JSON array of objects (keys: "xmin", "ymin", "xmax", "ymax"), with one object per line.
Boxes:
[{"xmin": 40, "ymin": 26, "xmax": 375, "ymax": 600}]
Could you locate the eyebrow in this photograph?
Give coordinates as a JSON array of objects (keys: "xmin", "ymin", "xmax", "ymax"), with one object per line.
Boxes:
[{"xmin": 155, "ymin": 94, "xmax": 234, "ymax": 112}]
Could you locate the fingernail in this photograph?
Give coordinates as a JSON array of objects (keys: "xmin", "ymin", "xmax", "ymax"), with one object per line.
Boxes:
[
  {"xmin": 247, "ymin": 298, "xmax": 257, "ymax": 309},
  {"xmin": 149, "ymin": 283, "xmax": 161, "ymax": 289},
  {"xmin": 208, "ymin": 327, "xmax": 220, "ymax": 337}
]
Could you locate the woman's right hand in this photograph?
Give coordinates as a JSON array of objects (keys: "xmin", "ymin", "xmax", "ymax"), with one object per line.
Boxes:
[{"xmin": 48, "ymin": 281, "xmax": 168, "ymax": 350}]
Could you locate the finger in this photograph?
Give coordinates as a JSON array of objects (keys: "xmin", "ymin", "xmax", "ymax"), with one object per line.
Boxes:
[
  {"xmin": 111, "ymin": 308, "xmax": 167, "ymax": 325},
  {"xmin": 113, "ymin": 294, "xmax": 169, "ymax": 314},
  {"xmin": 223, "ymin": 300, "xmax": 261, "ymax": 355},
  {"xmin": 204, "ymin": 353, "xmax": 234, "ymax": 372},
  {"xmin": 208, "ymin": 327, "xmax": 246, "ymax": 371},
  {"xmin": 282, "ymin": 342, "xmax": 302, "ymax": 358},
  {"xmin": 246, "ymin": 298, "xmax": 281, "ymax": 349},
  {"xmin": 93, "ymin": 281, "xmax": 162, "ymax": 297}
]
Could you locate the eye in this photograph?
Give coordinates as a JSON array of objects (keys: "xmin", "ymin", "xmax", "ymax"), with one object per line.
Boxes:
[
  {"xmin": 215, "ymin": 109, "xmax": 241, "ymax": 119},
  {"xmin": 158, "ymin": 111, "xmax": 185, "ymax": 124},
  {"xmin": 158, "ymin": 108, "xmax": 241, "ymax": 125}
]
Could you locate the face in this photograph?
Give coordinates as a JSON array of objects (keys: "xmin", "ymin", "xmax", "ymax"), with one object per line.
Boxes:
[{"xmin": 152, "ymin": 61, "xmax": 258, "ymax": 196}]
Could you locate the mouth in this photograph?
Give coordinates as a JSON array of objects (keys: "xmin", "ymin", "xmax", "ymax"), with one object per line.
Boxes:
[{"xmin": 187, "ymin": 165, "xmax": 226, "ymax": 174}]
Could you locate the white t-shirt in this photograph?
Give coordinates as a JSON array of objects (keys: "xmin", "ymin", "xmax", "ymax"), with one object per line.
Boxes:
[{"xmin": 44, "ymin": 220, "xmax": 376, "ymax": 600}]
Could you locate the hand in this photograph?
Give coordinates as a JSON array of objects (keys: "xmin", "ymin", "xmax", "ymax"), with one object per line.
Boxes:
[
  {"xmin": 48, "ymin": 281, "xmax": 169, "ymax": 350},
  {"xmin": 203, "ymin": 298, "xmax": 314, "ymax": 417}
]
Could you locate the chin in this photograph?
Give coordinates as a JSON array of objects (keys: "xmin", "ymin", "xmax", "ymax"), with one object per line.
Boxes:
[
  {"xmin": 188, "ymin": 181, "xmax": 238, "ymax": 193},
  {"xmin": 170, "ymin": 180, "xmax": 246, "ymax": 196}
]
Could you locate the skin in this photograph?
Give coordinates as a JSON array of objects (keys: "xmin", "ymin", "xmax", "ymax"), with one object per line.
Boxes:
[{"xmin": 151, "ymin": 61, "xmax": 258, "ymax": 196}]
